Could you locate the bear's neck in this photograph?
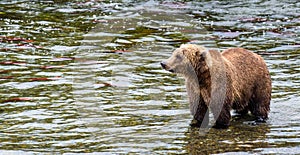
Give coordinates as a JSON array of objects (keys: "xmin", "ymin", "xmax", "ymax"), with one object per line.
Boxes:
[
  {"xmin": 195, "ymin": 64, "xmax": 211, "ymax": 87},
  {"xmin": 185, "ymin": 72, "xmax": 211, "ymax": 89}
]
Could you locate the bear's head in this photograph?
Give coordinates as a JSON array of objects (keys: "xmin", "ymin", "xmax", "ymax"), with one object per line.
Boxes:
[{"xmin": 161, "ymin": 44, "xmax": 209, "ymax": 78}]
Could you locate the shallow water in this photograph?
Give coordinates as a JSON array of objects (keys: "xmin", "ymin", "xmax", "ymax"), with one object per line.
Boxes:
[{"xmin": 0, "ymin": 0, "xmax": 299, "ymax": 154}]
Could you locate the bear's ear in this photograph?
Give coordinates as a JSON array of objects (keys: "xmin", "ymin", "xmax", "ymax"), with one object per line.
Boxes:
[
  {"xmin": 181, "ymin": 48, "xmax": 188, "ymax": 55},
  {"xmin": 200, "ymin": 51, "xmax": 207, "ymax": 59}
]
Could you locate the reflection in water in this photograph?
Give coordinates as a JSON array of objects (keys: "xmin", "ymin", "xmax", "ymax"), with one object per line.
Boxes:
[
  {"xmin": 0, "ymin": 0, "xmax": 299, "ymax": 154},
  {"xmin": 186, "ymin": 119, "xmax": 270, "ymax": 154}
]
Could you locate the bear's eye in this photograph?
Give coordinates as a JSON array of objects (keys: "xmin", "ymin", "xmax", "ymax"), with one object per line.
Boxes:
[{"xmin": 176, "ymin": 54, "xmax": 182, "ymax": 60}]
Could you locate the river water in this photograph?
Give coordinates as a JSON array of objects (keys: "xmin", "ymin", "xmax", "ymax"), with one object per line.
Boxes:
[{"xmin": 0, "ymin": 0, "xmax": 299, "ymax": 154}]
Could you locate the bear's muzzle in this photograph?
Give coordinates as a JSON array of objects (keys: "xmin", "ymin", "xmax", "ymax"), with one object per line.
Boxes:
[{"xmin": 160, "ymin": 62, "xmax": 174, "ymax": 73}]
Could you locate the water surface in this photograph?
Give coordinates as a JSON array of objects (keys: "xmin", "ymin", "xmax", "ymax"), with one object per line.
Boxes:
[{"xmin": 0, "ymin": 0, "xmax": 299, "ymax": 154}]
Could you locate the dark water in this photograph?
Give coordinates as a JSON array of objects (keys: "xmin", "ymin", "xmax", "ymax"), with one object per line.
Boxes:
[{"xmin": 0, "ymin": 0, "xmax": 299, "ymax": 154}]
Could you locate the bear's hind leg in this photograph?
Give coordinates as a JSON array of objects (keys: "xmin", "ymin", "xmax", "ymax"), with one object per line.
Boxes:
[
  {"xmin": 249, "ymin": 85, "xmax": 271, "ymax": 123},
  {"xmin": 235, "ymin": 106, "xmax": 249, "ymax": 116}
]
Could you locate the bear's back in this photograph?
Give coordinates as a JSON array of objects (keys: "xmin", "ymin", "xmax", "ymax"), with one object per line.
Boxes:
[
  {"xmin": 220, "ymin": 48, "xmax": 271, "ymax": 106},
  {"xmin": 221, "ymin": 48, "xmax": 268, "ymax": 75},
  {"xmin": 221, "ymin": 48, "xmax": 263, "ymax": 65}
]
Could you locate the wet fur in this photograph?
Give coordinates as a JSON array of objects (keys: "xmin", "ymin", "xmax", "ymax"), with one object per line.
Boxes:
[{"xmin": 162, "ymin": 44, "xmax": 271, "ymax": 128}]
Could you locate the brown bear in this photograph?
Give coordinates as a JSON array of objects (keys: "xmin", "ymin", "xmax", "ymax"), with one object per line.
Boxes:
[{"xmin": 161, "ymin": 44, "xmax": 271, "ymax": 129}]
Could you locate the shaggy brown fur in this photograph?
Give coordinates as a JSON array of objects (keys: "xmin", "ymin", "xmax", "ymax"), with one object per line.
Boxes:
[{"xmin": 161, "ymin": 44, "xmax": 271, "ymax": 128}]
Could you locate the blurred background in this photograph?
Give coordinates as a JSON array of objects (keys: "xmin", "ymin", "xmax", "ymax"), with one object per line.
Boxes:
[{"xmin": 0, "ymin": 0, "xmax": 299, "ymax": 154}]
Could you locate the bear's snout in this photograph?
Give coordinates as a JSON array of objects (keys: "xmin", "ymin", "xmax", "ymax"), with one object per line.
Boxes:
[
  {"xmin": 160, "ymin": 62, "xmax": 167, "ymax": 69},
  {"xmin": 161, "ymin": 62, "xmax": 174, "ymax": 73}
]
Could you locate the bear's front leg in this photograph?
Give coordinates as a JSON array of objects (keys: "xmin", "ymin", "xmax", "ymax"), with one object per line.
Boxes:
[
  {"xmin": 211, "ymin": 102, "xmax": 231, "ymax": 129},
  {"xmin": 190, "ymin": 104, "xmax": 209, "ymax": 128}
]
